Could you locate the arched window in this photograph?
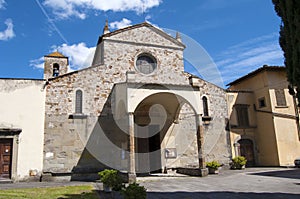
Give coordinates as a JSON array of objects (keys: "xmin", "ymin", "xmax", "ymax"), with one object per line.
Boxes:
[
  {"xmin": 202, "ymin": 96, "xmax": 209, "ymax": 116},
  {"xmin": 75, "ymin": 90, "xmax": 83, "ymax": 114},
  {"xmin": 53, "ymin": 63, "xmax": 60, "ymax": 77}
]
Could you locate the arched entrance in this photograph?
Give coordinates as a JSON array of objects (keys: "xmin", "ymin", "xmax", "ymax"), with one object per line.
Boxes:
[
  {"xmin": 238, "ymin": 139, "xmax": 255, "ymax": 166},
  {"xmin": 133, "ymin": 92, "xmax": 199, "ymax": 175},
  {"xmin": 122, "ymin": 83, "xmax": 208, "ymax": 182}
]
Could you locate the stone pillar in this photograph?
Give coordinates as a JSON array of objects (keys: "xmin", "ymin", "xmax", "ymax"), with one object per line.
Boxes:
[
  {"xmin": 128, "ymin": 112, "xmax": 136, "ymax": 183},
  {"xmin": 196, "ymin": 114, "xmax": 208, "ymax": 177},
  {"xmin": 233, "ymin": 142, "xmax": 240, "ymax": 157}
]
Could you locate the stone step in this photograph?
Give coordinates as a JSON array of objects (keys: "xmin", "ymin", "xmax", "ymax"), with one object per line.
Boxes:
[{"xmin": 0, "ymin": 178, "xmax": 13, "ymax": 184}]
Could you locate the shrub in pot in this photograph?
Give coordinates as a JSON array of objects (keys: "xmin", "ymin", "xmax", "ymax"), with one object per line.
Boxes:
[
  {"xmin": 231, "ymin": 156, "xmax": 247, "ymax": 169},
  {"xmin": 206, "ymin": 160, "xmax": 221, "ymax": 174},
  {"xmin": 98, "ymin": 169, "xmax": 123, "ymax": 192}
]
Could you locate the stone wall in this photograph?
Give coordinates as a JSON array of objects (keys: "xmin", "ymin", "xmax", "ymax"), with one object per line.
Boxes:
[
  {"xmin": 197, "ymin": 79, "xmax": 232, "ymax": 165},
  {"xmin": 44, "ymin": 56, "xmax": 68, "ymax": 80}
]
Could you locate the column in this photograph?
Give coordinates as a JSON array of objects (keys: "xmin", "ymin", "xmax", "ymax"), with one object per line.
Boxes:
[
  {"xmin": 196, "ymin": 114, "xmax": 208, "ymax": 177},
  {"xmin": 128, "ymin": 112, "xmax": 136, "ymax": 183},
  {"xmin": 233, "ymin": 142, "xmax": 240, "ymax": 157}
]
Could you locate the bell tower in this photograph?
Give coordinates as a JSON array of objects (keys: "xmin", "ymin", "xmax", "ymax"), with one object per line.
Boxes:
[{"xmin": 44, "ymin": 51, "xmax": 69, "ymax": 79}]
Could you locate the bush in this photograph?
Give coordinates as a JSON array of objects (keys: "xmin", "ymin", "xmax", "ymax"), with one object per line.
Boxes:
[
  {"xmin": 206, "ymin": 160, "xmax": 221, "ymax": 169},
  {"xmin": 98, "ymin": 169, "xmax": 123, "ymax": 191},
  {"xmin": 231, "ymin": 156, "xmax": 247, "ymax": 169},
  {"xmin": 122, "ymin": 183, "xmax": 147, "ymax": 199}
]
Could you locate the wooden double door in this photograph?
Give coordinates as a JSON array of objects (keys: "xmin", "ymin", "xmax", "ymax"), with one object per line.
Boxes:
[{"xmin": 0, "ymin": 139, "xmax": 13, "ymax": 179}]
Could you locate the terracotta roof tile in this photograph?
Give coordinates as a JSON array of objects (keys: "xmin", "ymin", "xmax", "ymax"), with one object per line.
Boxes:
[{"xmin": 45, "ymin": 51, "xmax": 67, "ymax": 58}]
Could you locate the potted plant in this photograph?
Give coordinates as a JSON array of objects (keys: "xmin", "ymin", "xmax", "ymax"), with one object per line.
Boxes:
[
  {"xmin": 98, "ymin": 169, "xmax": 123, "ymax": 192},
  {"xmin": 231, "ymin": 156, "xmax": 247, "ymax": 169},
  {"xmin": 206, "ymin": 160, "xmax": 222, "ymax": 174},
  {"xmin": 122, "ymin": 182, "xmax": 147, "ymax": 199}
]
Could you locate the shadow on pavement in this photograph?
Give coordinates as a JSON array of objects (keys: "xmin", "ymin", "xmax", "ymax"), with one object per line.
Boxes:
[
  {"xmin": 248, "ymin": 169, "xmax": 300, "ymax": 180},
  {"xmin": 146, "ymin": 191, "xmax": 300, "ymax": 199},
  {"xmin": 47, "ymin": 190, "xmax": 100, "ymax": 199}
]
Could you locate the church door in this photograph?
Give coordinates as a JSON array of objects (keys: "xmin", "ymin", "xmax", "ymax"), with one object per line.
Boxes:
[
  {"xmin": 238, "ymin": 139, "xmax": 255, "ymax": 166},
  {"xmin": 0, "ymin": 139, "xmax": 13, "ymax": 179}
]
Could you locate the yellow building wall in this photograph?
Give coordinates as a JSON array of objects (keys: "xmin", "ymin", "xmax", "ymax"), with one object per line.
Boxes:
[
  {"xmin": 273, "ymin": 117, "xmax": 300, "ymax": 166},
  {"xmin": 228, "ymin": 68, "xmax": 300, "ymax": 166},
  {"xmin": 255, "ymin": 113, "xmax": 279, "ymax": 165}
]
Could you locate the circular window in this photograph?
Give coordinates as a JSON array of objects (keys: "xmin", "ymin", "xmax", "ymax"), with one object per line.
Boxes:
[{"xmin": 136, "ymin": 54, "xmax": 157, "ymax": 74}]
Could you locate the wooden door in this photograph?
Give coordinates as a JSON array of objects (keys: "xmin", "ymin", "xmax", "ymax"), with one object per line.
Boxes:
[
  {"xmin": 0, "ymin": 139, "xmax": 13, "ymax": 179},
  {"xmin": 238, "ymin": 139, "xmax": 255, "ymax": 166}
]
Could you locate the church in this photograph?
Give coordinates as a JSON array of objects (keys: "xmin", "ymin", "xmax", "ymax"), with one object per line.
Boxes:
[{"xmin": 1, "ymin": 22, "xmax": 299, "ymax": 182}]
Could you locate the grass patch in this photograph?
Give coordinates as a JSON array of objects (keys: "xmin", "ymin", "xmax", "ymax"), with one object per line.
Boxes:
[{"xmin": 0, "ymin": 185, "xmax": 99, "ymax": 199}]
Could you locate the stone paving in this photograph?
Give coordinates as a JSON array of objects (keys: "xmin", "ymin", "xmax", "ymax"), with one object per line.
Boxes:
[
  {"xmin": 0, "ymin": 167, "xmax": 300, "ymax": 199},
  {"xmin": 138, "ymin": 167, "xmax": 300, "ymax": 199}
]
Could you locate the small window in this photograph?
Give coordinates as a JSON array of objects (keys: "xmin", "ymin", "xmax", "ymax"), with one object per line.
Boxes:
[
  {"xmin": 136, "ymin": 54, "xmax": 157, "ymax": 74},
  {"xmin": 258, "ymin": 97, "xmax": 266, "ymax": 108},
  {"xmin": 275, "ymin": 89, "xmax": 287, "ymax": 106},
  {"xmin": 235, "ymin": 104, "xmax": 250, "ymax": 127},
  {"xmin": 53, "ymin": 63, "xmax": 60, "ymax": 77},
  {"xmin": 75, "ymin": 90, "xmax": 83, "ymax": 114},
  {"xmin": 202, "ymin": 96, "xmax": 209, "ymax": 116}
]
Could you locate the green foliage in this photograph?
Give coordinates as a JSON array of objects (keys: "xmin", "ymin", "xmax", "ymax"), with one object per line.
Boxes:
[
  {"xmin": 272, "ymin": 0, "xmax": 300, "ymax": 105},
  {"xmin": 231, "ymin": 156, "xmax": 247, "ymax": 169},
  {"xmin": 122, "ymin": 183, "xmax": 147, "ymax": 199},
  {"xmin": 98, "ymin": 169, "xmax": 123, "ymax": 191},
  {"xmin": 206, "ymin": 160, "xmax": 221, "ymax": 169}
]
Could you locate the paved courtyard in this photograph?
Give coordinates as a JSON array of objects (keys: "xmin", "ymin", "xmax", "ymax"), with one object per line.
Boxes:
[
  {"xmin": 138, "ymin": 167, "xmax": 300, "ymax": 199},
  {"xmin": 0, "ymin": 167, "xmax": 299, "ymax": 199}
]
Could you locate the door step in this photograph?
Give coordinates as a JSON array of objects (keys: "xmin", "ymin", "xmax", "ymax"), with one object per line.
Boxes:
[{"xmin": 0, "ymin": 178, "xmax": 13, "ymax": 184}]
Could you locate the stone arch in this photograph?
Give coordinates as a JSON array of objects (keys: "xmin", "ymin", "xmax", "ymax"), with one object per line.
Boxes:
[{"xmin": 132, "ymin": 92, "xmax": 202, "ymax": 174}]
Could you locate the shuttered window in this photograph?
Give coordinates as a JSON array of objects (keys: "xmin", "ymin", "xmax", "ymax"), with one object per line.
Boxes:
[
  {"xmin": 275, "ymin": 89, "xmax": 287, "ymax": 106},
  {"xmin": 235, "ymin": 104, "xmax": 250, "ymax": 127}
]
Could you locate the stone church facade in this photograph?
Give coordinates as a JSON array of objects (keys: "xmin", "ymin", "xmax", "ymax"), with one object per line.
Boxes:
[{"xmin": 0, "ymin": 22, "xmax": 231, "ymax": 182}]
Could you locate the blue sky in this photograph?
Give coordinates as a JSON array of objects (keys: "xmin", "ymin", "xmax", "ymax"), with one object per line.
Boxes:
[{"xmin": 0, "ymin": 0, "xmax": 283, "ymax": 87}]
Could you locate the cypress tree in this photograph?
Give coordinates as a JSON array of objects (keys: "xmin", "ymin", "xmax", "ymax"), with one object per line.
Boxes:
[{"xmin": 272, "ymin": 0, "xmax": 300, "ymax": 105}]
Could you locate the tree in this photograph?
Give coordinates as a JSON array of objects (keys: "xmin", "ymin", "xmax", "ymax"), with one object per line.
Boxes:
[{"xmin": 272, "ymin": 0, "xmax": 300, "ymax": 105}]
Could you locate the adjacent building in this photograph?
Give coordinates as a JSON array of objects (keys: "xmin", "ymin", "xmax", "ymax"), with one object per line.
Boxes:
[{"xmin": 227, "ymin": 66, "xmax": 300, "ymax": 167}]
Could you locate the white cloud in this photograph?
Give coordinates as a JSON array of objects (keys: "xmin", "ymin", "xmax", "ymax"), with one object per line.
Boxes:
[
  {"xmin": 0, "ymin": 0, "xmax": 5, "ymax": 9},
  {"xmin": 0, "ymin": 18, "xmax": 15, "ymax": 41},
  {"xmin": 54, "ymin": 42, "xmax": 96, "ymax": 70},
  {"xmin": 109, "ymin": 18, "xmax": 132, "ymax": 30},
  {"xmin": 42, "ymin": 0, "xmax": 162, "ymax": 19},
  {"xmin": 30, "ymin": 57, "xmax": 44, "ymax": 69},
  {"xmin": 30, "ymin": 42, "xmax": 96, "ymax": 71},
  {"xmin": 215, "ymin": 33, "xmax": 284, "ymax": 85}
]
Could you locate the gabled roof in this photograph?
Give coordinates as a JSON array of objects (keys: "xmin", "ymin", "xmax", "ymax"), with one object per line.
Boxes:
[
  {"xmin": 45, "ymin": 51, "xmax": 67, "ymax": 58},
  {"xmin": 98, "ymin": 22, "xmax": 185, "ymax": 48},
  {"xmin": 227, "ymin": 65, "xmax": 285, "ymax": 86}
]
